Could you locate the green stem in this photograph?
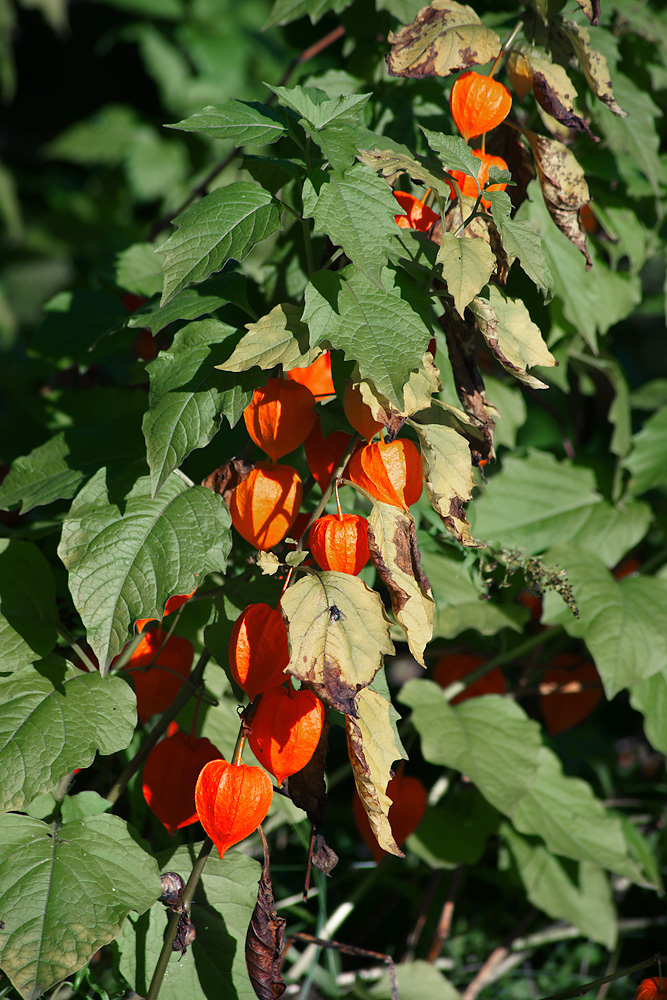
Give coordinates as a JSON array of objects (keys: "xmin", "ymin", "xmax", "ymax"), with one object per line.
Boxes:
[
  {"xmin": 106, "ymin": 650, "xmax": 211, "ymax": 806},
  {"xmin": 56, "ymin": 626, "xmax": 98, "ymax": 673},
  {"xmin": 145, "ymin": 837, "xmax": 215, "ymax": 1000}
]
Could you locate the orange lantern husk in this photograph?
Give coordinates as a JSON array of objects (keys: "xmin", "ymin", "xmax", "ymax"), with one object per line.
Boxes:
[
  {"xmin": 244, "ymin": 376, "xmax": 316, "ymax": 462},
  {"xmin": 304, "ymin": 421, "xmax": 356, "ymax": 493},
  {"xmin": 229, "ymin": 603, "xmax": 290, "ymax": 701},
  {"xmin": 194, "ymin": 760, "xmax": 273, "ymax": 858},
  {"xmin": 446, "ymin": 150, "xmax": 509, "ymax": 209},
  {"xmin": 229, "ymin": 461, "xmax": 302, "ymax": 550},
  {"xmin": 308, "ymin": 513, "xmax": 370, "ymax": 575},
  {"xmin": 120, "ymin": 626, "xmax": 193, "ymax": 723},
  {"xmin": 347, "ymin": 438, "xmax": 423, "ymax": 509},
  {"xmin": 136, "ymin": 588, "xmax": 197, "ymax": 633},
  {"xmin": 432, "ymin": 652, "xmax": 505, "ymax": 705},
  {"xmin": 353, "ymin": 773, "xmax": 428, "ymax": 863},
  {"xmin": 540, "ymin": 652, "xmax": 602, "ymax": 736},
  {"xmin": 248, "ymin": 685, "xmax": 325, "ymax": 785},
  {"xmin": 393, "ymin": 191, "xmax": 439, "ymax": 232},
  {"xmin": 636, "ymin": 980, "xmax": 667, "ymax": 1000},
  {"xmin": 343, "ymin": 381, "xmax": 384, "ymax": 442},
  {"xmin": 287, "ymin": 352, "xmax": 335, "ymax": 398},
  {"xmin": 142, "ymin": 728, "xmax": 222, "ymax": 834},
  {"xmin": 449, "ymin": 71, "xmax": 512, "ymax": 143}
]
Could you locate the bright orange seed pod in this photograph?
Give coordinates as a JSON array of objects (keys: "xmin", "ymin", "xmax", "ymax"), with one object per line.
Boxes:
[
  {"xmin": 248, "ymin": 685, "xmax": 325, "ymax": 785},
  {"xmin": 432, "ymin": 652, "xmax": 505, "ymax": 705},
  {"xmin": 287, "ymin": 352, "xmax": 335, "ymax": 398},
  {"xmin": 229, "ymin": 603, "xmax": 289, "ymax": 701},
  {"xmin": 353, "ymin": 772, "xmax": 428, "ymax": 863},
  {"xmin": 347, "ymin": 438, "xmax": 423, "ymax": 509},
  {"xmin": 229, "ymin": 461, "xmax": 302, "ymax": 550},
  {"xmin": 136, "ymin": 588, "xmax": 197, "ymax": 634},
  {"xmin": 142, "ymin": 726, "xmax": 222, "ymax": 834},
  {"xmin": 308, "ymin": 513, "xmax": 370, "ymax": 575},
  {"xmin": 449, "ymin": 71, "xmax": 512, "ymax": 143},
  {"xmin": 636, "ymin": 980, "xmax": 667, "ymax": 1000},
  {"xmin": 343, "ymin": 381, "xmax": 384, "ymax": 442},
  {"xmin": 120, "ymin": 626, "xmax": 193, "ymax": 723},
  {"xmin": 446, "ymin": 150, "xmax": 509, "ymax": 209},
  {"xmin": 393, "ymin": 191, "xmax": 439, "ymax": 233},
  {"xmin": 244, "ymin": 376, "xmax": 316, "ymax": 462},
  {"xmin": 194, "ymin": 760, "xmax": 273, "ymax": 859},
  {"xmin": 304, "ymin": 420, "xmax": 356, "ymax": 493}
]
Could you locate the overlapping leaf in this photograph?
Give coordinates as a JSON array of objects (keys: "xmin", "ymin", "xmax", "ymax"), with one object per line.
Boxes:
[
  {"xmin": 386, "ymin": 1, "xmax": 500, "ymax": 78},
  {"xmin": 559, "ymin": 19, "xmax": 626, "ymax": 117},
  {"xmin": 357, "ymin": 147, "xmax": 452, "ymax": 201},
  {"xmin": 523, "ymin": 131, "xmax": 591, "ymax": 266},
  {"xmin": 219, "ymin": 303, "xmax": 320, "ymax": 374},
  {"xmin": 410, "ymin": 410, "xmax": 477, "ymax": 546},
  {"xmin": 0, "ymin": 663, "xmax": 136, "ymax": 813},
  {"xmin": 168, "ymin": 100, "xmax": 289, "ymax": 145},
  {"xmin": 623, "ymin": 406, "xmax": 667, "ymax": 495},
  {"xmin": 487, "ymin": 191, "xmax": 552, "ymax": 295},
  {"xmin": 265, "ymin": 0, "xmax": 354, "ymax": 28},
  {"xmin": 270, "ymin": 85, "xmax": 371, "ymax": 131},
  {"xmin": 438, "ymin": 234, "xmax": 495, "ymax": 317},
  {"xmin": 0, "ymin": 541, "xmax": 58, "ymax": 671},
  {"xmin": 0, "ymin": 811, "xmax": 159, "ymax": 999},
  {"xmin": 58, "ymin": 470, "xmax": 232, "ymax": 673},
  {"xmin": 421, "ymin": 549, "xmax": 523, "ymax": 638},
  {"xmin": 630, "ymin": 670, "xmax": 667, "ymax": 756},
  {"xmin": 469, "ymin": 286, "xmax": 556, "ymax": 389}
]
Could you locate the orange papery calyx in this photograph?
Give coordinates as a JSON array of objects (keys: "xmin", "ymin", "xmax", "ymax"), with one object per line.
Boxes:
[
  {"xmin": 142, "ymin": 724, "xmax": 222, "ymax": 835},
  {"xmin": 347, "ymin": 438, "xmax": 423, "ymax": 509},
  {"xmin": 119, "ymin": 626, "xmax": 193, "ymax": 723},
  {"xmin": 393, "ymin": 190, "xmax": 440, "ymax": 232},
  {"xmin": 228, "ymin": 603, "xmax": 290, "ymax": 701},
  {"xmin": 308, "ymin": 513, "xmax": 370, "ymax": 575},
  {"xmin": 287, "ymin": 352, "xmax": 335, "ymax": 398},
  {"xmin": 539, "ymin": 652, "xmax": 603, "ymax": 736},
  {"xmin": 304, "ymin": 420, "xmax": 357, "ymax": 493},
  {"xmin": 450, "ymin": 71, "xmax": 512, "ymax": 143},
  {"xmin": 247, "ymin": 685, "xmax": 325, "ymax": 785},
  {"xmin": 136, "ymin": 588, "xmax": 197, "ymax": 634},
  {"xmin": 194, "ymin": 758, "xmax": 273, "ymax": 859},
  {"xmin": 229, "ymin": 461, "xmax": 302, "ymax": 551},
  {"xmin": 432, "ymin": 652, "xmax": 506, "ymax": 704},
  {"xmin": 244, "ymin": 376, "xmax": 316, "ymax": 462},
  {"xmin": 353, "ymin": 771, "xmax": 428, "ymax": 863},
  {"xmin": 446, "ymin": 150, "xmax": 509, "ymax": 209},
  {"xmin": 636, "ymin": 980, "xmax": 667, "ymax": 1000},
  {"xmin": 343, "ymin": 381, "xmax": 384, "ymax": 442}
]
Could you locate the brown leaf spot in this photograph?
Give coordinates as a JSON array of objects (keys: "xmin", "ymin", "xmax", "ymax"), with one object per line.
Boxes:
[
  {"xmin": 532, "ymin": 72, "xmax": 598, "ymax": 140},
  {"xmin": 367, "ymin": 521, "xmax": 410, "ymax": 614}
]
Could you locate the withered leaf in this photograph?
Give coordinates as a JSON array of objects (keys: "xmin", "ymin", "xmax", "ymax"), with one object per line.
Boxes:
[
  {"xmin": 469, "ymin": 285, "xmax": 556, "ymax": 389},
  {"xmin": 281, "ymin": 572, "xmax": 394, "ymax": 715},
  {"xmin": 346, "ymin": 686, "xmax": 407, "ymax": 857},
  {"xmin": 524, "ymin": 131, "xmax": 592, "ymax": 267},
  {"xmin": 357, "ymin": 147, "xmax": 452, "ymax": 201},
  {"xmin": 173, "ymin": 911, "xmax": 196, "ymax": 957},
  {"xmin": 201, "ymin": 457, "xmax": 253, "ymax": 505},
  {"xmin": 386, "ymin": 0, "xmax": 501, "ymax": 79},
  {"xmin": 367, "ymin": 503, "xmax": 434, "ymax": 666},
  {"xmin": 284, "ymin": 711, "xmax": 330, "ymax": 829},
  {"xmin": 246, "ymin": 832, "xmax": 286, "ymax": 1000},
  {"xmin": 312, "ymin": 833, "xmax": 339, "ymax": 875},
  {"xmin": 354, "ymin": 354, "xmax": 442, "ymax": 429},
  {"xmin": 560, "ymin": 19, "xmax": 627, "ymax": 117},
  {"xmin": 532, "ymin": 67, "xmax": 598, "ymax": 140},
  {"xmin": 574, "ymin": 0, "xmax": 600, "ymax": 24},
  {"xmin": 437, "ymin": 308, "xmax": 495, "ymax": 457}
]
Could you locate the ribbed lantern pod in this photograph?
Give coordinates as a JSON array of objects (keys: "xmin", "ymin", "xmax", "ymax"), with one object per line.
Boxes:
[
  {"xmin": 343, "ymin": 381, "xmax": 384, "ymax": 442},
  {"xmin": 135, "ymin": 588, "xmax": 197, "ymax": 634},
  {"xmin": 247, "ymin": 685, "xmax": 325, "ymax": 785},
  {"xmin": 194, "ymin": 759, "xmax": 273, "ymax": 859},
  {"xmin": 446, "ymin": 150, "xmax": 509, "ymax": 209},
  {"xmin": 120, "ymin": 626, "xmax": 194, "ymax": 723},
  {"xmin": 287, "ymin": 352, "xmax": 335, "ymax": 398},
  {"xmin": 244, "ymin": 376, "xmax": 316, "ymax": 461},
  {"xmin": 308, "ymin": 513, "xmax": 370, "ymax": 575},
  {"xmin": 353, "ymin": 772, "xmax": 428, "ymax": 863},
  {"xmin": 229, "ymin": 461, "xmax": 302, "ymax": 550},
  {"xmin": 393, "ymin": 191, "xmax": 439, "ymax": 232},
  {"xmin": 347, "ymin": 438, "xmax": 423, "ymax": 509},
  {"xmin": 449, "ymin": 71, "xmax": 512, "ymax": 143},
  {"xmin": 142, "ymin": 724, "xmax": 222, "ymax": 834},
  {"xmin": 432, "ymin": 652, "xmax": 506, "ymax": 704},
  {"xmin": 228, "ymin": 603, "xmax": 290, "ymax": 701},
  {"xmin": 304, "ymin": 420, "xmax": 356, "ymax": 493}
]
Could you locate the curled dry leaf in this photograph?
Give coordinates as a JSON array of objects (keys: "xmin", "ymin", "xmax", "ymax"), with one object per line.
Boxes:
[
  {"xmin": 574, "ymin": 0, "xmax": 600, "ymax": 24},
  {"xmin": 246, "ymin": 830, "xmax": 286, "ymax": 1000},
  {"xmin": 353, "ymin": 355, "xmax": 442, "ymax": 428},
  {"xmin": 469, "ymin": 285, "xmax": 557, "ymax": 389},
  {"xmin": 201, "ymin": 457, "xmax": 254, "ymax": 505},
  {"xmin": 437, "ymin": 307, "xmax": 496, "ymax": 458},
  {"xmin": 559, "ymin": 19, "xmax": 627, "ymax": 117},
  {"xmin": 311, "ymin": 833, "xmax": 339, "ymax": 874},
  {"xmin": 506, "ymin": 49, "xmax": 597, "ymax": 139},
  {"xmin": 386, "ymin": 0, "xmax": 501, "ymax": 79},
  {"xmin": 357, "ymin": 147, "xmax": 452, "ymax": 202}
]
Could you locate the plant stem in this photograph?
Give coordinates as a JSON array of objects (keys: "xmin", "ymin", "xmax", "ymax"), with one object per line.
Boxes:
[
  {"xmin": 145, "ymin": 837, "xmax": 215, "ymax": 1000},
  {"xmin": 56, "ymin": 626, "xmax": 98, "ymax": 673},
  {"xmin": 292, "ymin": 433, "xmax": 361, "ymax": 560},
  {"xmin": 489, "ymin": 19, "xmax": 523, "ymax": 77}
]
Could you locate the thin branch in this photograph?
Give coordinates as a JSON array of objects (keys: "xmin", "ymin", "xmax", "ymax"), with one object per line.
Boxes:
[
  {"xmin": 426, "ymin": 866, "xmax": 463, "ymax": 962},
  {"xmin": 290, "ymin": 933, "xmax": 399, "ymax": 1000},
  {"xmin": 463, "ymin": 909, "xmax": 538, "ymax": 1000}
]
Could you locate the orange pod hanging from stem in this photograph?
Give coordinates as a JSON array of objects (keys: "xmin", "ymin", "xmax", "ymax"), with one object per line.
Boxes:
[
  {"xmin": 308, "ymin": 513, "xmax": 370, "ymax": 575},
  {"xmin": 142, "ymin": 726, "xmax": 222, "ymax": 834},
  {"xmin": 244, "ymin": 377, "xmax": 316, "ymax": 461},
  {"xmin": 247, "ymin": 685, "xmax": 325, "ymax": 785},
  {"xmin": 195, "ymin": 759, "xmax": 273, "ymax": 858},
  {"xmin": 229, "ymin": 461, "xmax": 302, "ymax": 550},
  {"xmin": 228, "ymin": 603, "xmax": 290, "ymax": 701},
  {"xmin": 347, "ymin": 438, "xmax": 423, "ymax": 509},
  {"xmin": 450, "ymin": 71, "xmax": 512, "ymax": 143}
]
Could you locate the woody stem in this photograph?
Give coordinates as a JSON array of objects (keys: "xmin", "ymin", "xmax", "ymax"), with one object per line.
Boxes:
[
  {"xmin": 233, "ymin": 727, "xmax": 246, "ymax": 766},
  {"xmin": 489, "ymin": 19, "xmax": 523, "ymax": 77}
]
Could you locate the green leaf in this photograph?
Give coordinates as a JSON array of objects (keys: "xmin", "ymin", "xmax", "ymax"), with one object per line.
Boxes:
[
  {"xmin": 370, "ymin": 961, "xmax": 460, "ymax": 1000},
  {"xmin": 115, "ymin": 242, "xmax": 164, "ymax": 298},
  {"xmin": 487, "ymin": 194, "xmax": 552, "ymax": 295},
  {"xmin": 0, "ymin": 663, "xmax": 136, "ymax": 813},
  {"xmin": 503, "ymin": 825, "xmax": 617, "ymax": 948},
  {"xmin": 408, "ymin": 789, "xmax": 499, "ymax": 868},
  {"xmin": 128, "ymin": 274, "xmax": 253, "ymax": 336},
  {"xmin": 410, "ymin": 412, "xmax": 477, "ymax": 547},
  {"xmin": 157, "ymin": 182, "xmax": 282, "ymax": 306},
  {"xmin": 143, "ymin": 319, "xmax": 260, "ymax": 497},
  {"xmin": 543, "ymin": 544, "xmax": 667, "ymax": 699},
  {"xmin": 304, "ymin": 163, "xmax": 400, "ymax": 287},
  {"xmin": 219, "ymin": 302, "xmax": 320, "ymax": 374},
  {"xmin": 472, "ymin": 451, "xmax": 651, "ymax": 565},
  {"xmin": 265, "ymin": 0, "xmax": 353, "ymax": 28},
  {"xmin": 31, "ymin": 290, "xmax": 129, "ymax": 368},
  {"xmin": 58, "ymin": 470, "xmax": 232, "ymax": 673},
  {"xmin": 630, "ymin": 669, "xmax": 667, "ymax": 755},
  {"xmin": 269, "ymin": 84, "xmax": 371, "ymax": 130},
  {"xmin": 0, "ymin": 811, "xmax": 158, "ymax": 999},
  {"xmin": 303, "ymin": 265, "xmax": 432, "ymax": 407},
  {"xmin": 168, "ymin": 100, "xmax": 288, "ymax": 145},
  {"xmin": 623, "ymin": 405, "xmax": 667, "ymax": 495},
  {"xmin": 469, "ymin": 286, "xmax": 556, "ymax": 389},
  {"xmin": 437, "ymin": 234, "xmax": 496, "ymax": 317},
  {"xmin": 0, "ymin": 540, "xmax": 58, "ymax": 671},
  {"xmin": 117, "ymin": 845, "xmax": 260, "ymax": 1000},
  {"xmin": 60, "ymin": 791, "xmax": 112, "ymax": 822},
  {"xmin": 357, "ymin": 147, "xmax": 452, "ymax": 202},
  {"xmin": 281, "ymin": 571, "xmax": 394, "ymax": 715},
  {"xmin": 421, "ymin": 128, "xmax": 480, "ymax": 180}
]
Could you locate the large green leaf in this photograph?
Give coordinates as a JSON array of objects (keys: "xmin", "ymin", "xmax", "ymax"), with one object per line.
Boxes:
[
  {"xmin": 472, "ymin": 451, "xmax": 651, "ymax": 565},
  {"xmin": 437, "ymin": 234, "xmax": 495, "ymax": 317},
  {"xmin": 303, "ymin": 265, "xmax": 432, "ymax": 407},
  {"xmin": 408, "ymin": 789, "xmax": 499, "ymax": 869},
  {"xmin": 487, "ymin": 191, "xmax": 552, "ymax": 295},
  {"xmin": 143, "ymin": 319, "xmax": 260, "ymax": 496},
  {"xmin": 117, "ymin": 845, "xmax": 260, "ymax": 1000},
  {"xmin": 270, "ymin": 84, "xmax": 370, "ymax": 130},
  {"xmin": 630, "ymin": 669, "xmax": 667, "ymax": 756},
  {"xmin": 420, "ymin": 549, "xmax": 523, "ymax": 638},
  {"xmin": 219, "ymin": 303, "xmax": 319, "ymax": 374},
  {"xmin": 168, "ymin": 100, "xmax": 288, "ymax": 145},
  {"xmin": 503, "ymin": 826, "xmax": 616, "ymax": 948},
  {"xmin": 157, "ymin": 183, "xmax": 282, "ymax": 305},
  {"xmin": 0, "ymin": 541, "xmax": 58, "ymax": 671},
  {"xmin": 303, "ymin": 163, "xmax": 400, "ymax": 287},
  {"xmin": 623, "ymin": 405, "xmax": 667, "ymax": 495},
  {"xmin": 543, "ymin": 544, "xmax": 667, "ymax": 698},
  {"xmin": 0, "ymin": 811, "xmax": 159, "ymax": 999},
  {"xmin": 58, "ymin": 470, "xmax": 232, "ymax": 673},
  {"xmin": 0, "ymin": 663, "xmax": 136, "ymax": 813}
]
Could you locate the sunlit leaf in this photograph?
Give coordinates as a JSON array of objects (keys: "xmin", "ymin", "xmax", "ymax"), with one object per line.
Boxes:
[
  {"xmin": 469, "ymin": 285, "xmax": 556, "ymax": 389},
  {"xmin": 387, "ymin": 1, "xmax": 500, "ymax": 78},
  {"xmin": 437, "ymin": 234, "xmax": 495, "ymax": 317}
]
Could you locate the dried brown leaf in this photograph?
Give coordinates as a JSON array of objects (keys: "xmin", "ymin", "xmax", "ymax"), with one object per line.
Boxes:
[
  {"xmin": 525, "ymin": 130, "xmax": 592, "ymax": 267},
  {"xmin": 283, "ymin": 712, "xmax": 330, "ymax": 829},
  {"xmin": 560, "ymin": 19, "xmax": 627, "ymax": 116},
  {"xmin": 386, "ymin": 0, "xmax": 500, "ymax": 79},
  {"xmin": 574, "ymin": 0, "xmax": 600, "ymax": 24},
  {"xmin": 311, "ymin": 833, "xmax": 339, "ymax": 875},
  {"xmin": 246, "ymin": 831, "xmax": 287, "ymax": 1000},
  {"xmin": 201, "ymin": 458, "xmax": 253, "ymax": 506}
]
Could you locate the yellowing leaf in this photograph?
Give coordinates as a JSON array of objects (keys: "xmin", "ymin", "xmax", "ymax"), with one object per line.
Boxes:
[
  {"xmin": 354, "ymin": 353, "xmax": 442, "ymax": 429},
  {"xmin": 560, "ymin": 19, "xmax": 627, "ymax": 117},
  {"xmin": 519, "ymin": 54, "xmax": 597, "ymax": 139},
  {"xmin": 410, "ymin": 415, "xmax": 479, "ymax": 546},
  {"xmin": 218, "ymin": 303, "xmax": 321, "ymax": 373},
  {"xmin": 346, "ymin": 686, "xmax": 406, "ymax": 857},
  {"xmin": 367, "ymin": 503, "xmax": 434, "ymax": 665},
  {"xmin": 357, "ymin": 147, "xmax": 452, "ymax": 202},
  {"xmin": 437, "ymin": 234, "xmax": 496, "ymax": 317},
  {"xmin": 469, "ymin": 286, "xmax": 556, "ymax": 389},
  {"xmin": 387, "ymin": 0, "xmax": 501, "ymax": 78},
  {"xmin": 281, "ymin": 572, "xmax": 394, "ymax": 715}
]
